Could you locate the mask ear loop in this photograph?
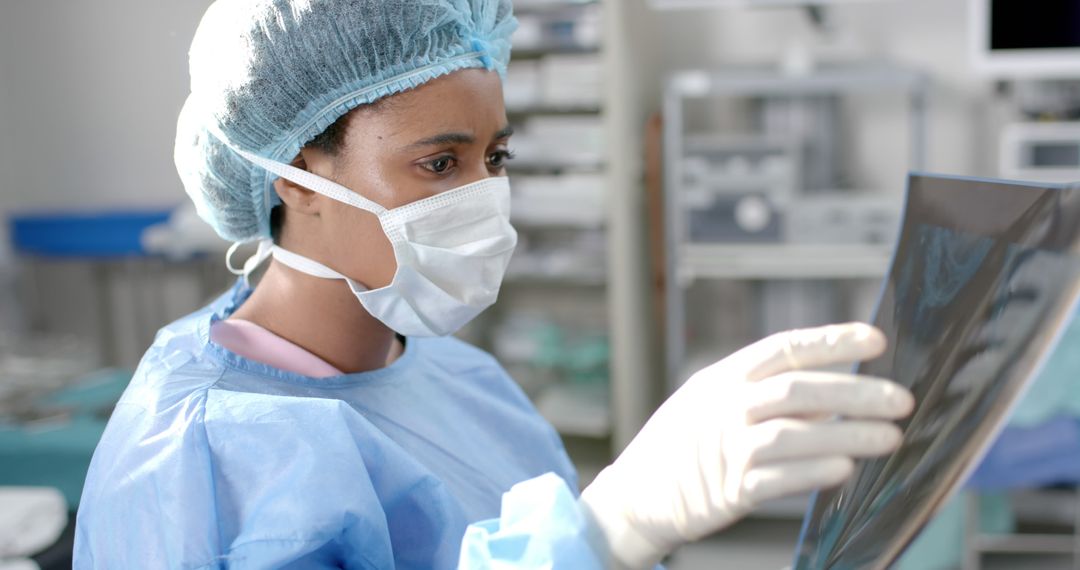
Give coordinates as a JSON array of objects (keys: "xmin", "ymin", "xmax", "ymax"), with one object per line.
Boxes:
[
  {"xmin": 225, "ymin": 239, "xmax": 274, "ymax": 287},
  {"xmin": 225, "ymin": 241, "xmax": 247, "ymax": 276},
  {"xmin": 201, "ymin": 120, "xmax": 386, "ymax": 215}
]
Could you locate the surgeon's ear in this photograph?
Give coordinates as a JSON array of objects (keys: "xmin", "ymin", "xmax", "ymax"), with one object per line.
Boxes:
[{"xmin": 272, "ymin": 153, "xmax": 321, "ymax": 216}]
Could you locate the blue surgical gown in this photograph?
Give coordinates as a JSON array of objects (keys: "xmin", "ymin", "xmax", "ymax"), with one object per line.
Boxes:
[{"xmin": 73, "ymin": 280, "xmax": 602, "ymax": 569}]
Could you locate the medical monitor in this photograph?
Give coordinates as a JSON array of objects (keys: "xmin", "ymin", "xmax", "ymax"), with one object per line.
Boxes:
[{"xmin": 971, "ymin": 0, "xmax": 1080, "ymax": 78}]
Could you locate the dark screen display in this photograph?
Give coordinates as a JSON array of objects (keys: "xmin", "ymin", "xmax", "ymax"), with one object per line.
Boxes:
[
  {"xmin": 991, "ymin": 0, "xmax": 1080, "ymax": 50},
  {"xmin": 1032, "ymin": 143, "xmax": 1080, "ymax": 167}
]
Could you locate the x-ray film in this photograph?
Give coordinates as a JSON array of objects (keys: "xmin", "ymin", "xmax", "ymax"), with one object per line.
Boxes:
[{"xmin": 793, "ymin": 173, "xmax": 1080, "ymax": 570}]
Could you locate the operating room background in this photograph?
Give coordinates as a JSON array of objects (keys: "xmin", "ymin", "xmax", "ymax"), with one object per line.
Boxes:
[
  {"xmin": 0, "ymin": 0, "xmax": 995, "ymax": 224},
  {"xmin": 0, "ymin": 0, "xmax": 1006, "ymax": 437},
  {"xmin": 2, "ymin": 1, "xmax": 1077, "ymax": 569}
]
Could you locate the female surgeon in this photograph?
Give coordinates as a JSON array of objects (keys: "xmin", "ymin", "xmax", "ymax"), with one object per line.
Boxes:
[{"xmin": 73, "ymin": 0, "xmax": 915, "ymax": 568}]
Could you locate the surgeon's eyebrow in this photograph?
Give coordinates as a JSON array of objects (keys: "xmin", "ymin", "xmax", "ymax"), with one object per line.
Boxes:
[
  {"xmin": 404, "ymin": 132, "xmax": 474, "ymax": 150},
  {"xmin": 403, "ymin": 125, "xmax": 514, "ymax": 151},
  {"xmin": 493, "ymin": 125, "xmax": 514, "ymax": 140}
]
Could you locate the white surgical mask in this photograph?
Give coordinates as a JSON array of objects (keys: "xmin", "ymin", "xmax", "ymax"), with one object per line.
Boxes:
[{"xmin": 229, "ymin": 149, "xmax": 518, "ymax": 337}]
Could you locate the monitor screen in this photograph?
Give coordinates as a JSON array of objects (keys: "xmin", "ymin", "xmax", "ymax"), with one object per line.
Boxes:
[
  {"xmin": 1031, "ymin": 143, "xmax": 1080, "ymax": 168},
  {"xmin": 991, "ymin": 0, "xmax": 1080, "ymax": 51}
]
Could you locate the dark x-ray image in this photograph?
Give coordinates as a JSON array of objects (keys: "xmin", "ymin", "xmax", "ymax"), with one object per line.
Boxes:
[{"xmin": 793, "ymin": 173, "xmax": 1080, "ymax": 570}]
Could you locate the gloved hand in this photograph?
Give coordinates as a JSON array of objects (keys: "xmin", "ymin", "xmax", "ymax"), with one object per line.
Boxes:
[{"xmin": 578, "ymin": 323, "xmax": 914, "ymax": 570}]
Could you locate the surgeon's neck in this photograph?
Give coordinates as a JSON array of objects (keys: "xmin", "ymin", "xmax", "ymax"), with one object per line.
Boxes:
[{"xmin": 230, "ymin": 260, "xmax": 403, "ymax": 374}]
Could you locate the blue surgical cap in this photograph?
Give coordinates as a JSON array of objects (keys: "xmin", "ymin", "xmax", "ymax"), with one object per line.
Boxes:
[{"xmin": 175, "ymin": 0, "xmax": 517, "ymax": 242}]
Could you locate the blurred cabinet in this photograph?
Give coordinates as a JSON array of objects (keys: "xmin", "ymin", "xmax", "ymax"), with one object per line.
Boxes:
[
  {"xmin": 10, "ymin": 210, "xmax": 232, "ymax": 368},
  {"xmin": 459, "ymin": 0, "xmax": 618, "ymax": 485},
  {"xmin": 661, "ymin": 65, "xmax": 929, "ymax": 395}
]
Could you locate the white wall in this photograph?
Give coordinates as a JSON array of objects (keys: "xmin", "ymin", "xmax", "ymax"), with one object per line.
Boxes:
[{"xmin": 0, "ymin": 0, "xmax": 213, "ymax": 234}]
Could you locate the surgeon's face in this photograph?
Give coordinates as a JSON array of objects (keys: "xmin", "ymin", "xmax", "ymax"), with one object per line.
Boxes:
[{"xmin": 276, "ymin": 68, "xmax": 512, "ymax": 289}]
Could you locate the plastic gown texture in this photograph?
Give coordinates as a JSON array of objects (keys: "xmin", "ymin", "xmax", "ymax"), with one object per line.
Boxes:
[{"xmin": 73, "ymin": 281, "xmax": 598, "ymax": 569}]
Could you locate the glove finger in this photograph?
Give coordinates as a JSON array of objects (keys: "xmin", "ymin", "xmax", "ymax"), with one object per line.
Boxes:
[
  {"xmin": 746, "ymin": 371, "xmax": 915, "ymax": 423},
  {"xmin": 744, "ymin": 418, "xmax": 903, "ymax": 466},
  {"xmin": 739, "ymin": 323, "xmax": 886, "ymax": 381},
  {"xmin": 741, "ymin": 456, "xmax": 855, "ymax": 507}
]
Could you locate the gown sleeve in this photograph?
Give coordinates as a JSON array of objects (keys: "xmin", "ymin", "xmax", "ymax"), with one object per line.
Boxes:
[
  {"xmin": 74, "ymin": 392, "xmax": 229, "ymax": 569},
  {"xmin": 459, "ymin": 472, "xmax": 605, "ymax": 569},
  {"xmin": 459, "ymin": 472, "xmax": 669, "ymax": 570},
  {"xmin": 75, "ymin": 387, "xmax": 402, "ymax": 570}
]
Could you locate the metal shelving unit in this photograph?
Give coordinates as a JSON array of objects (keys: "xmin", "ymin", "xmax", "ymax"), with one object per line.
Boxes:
[
  {"xmin": 680, "ymin": 243, "xmax": 893, "ymax": 281},
  {"xmin": 662, "ymin": 64, "xmax": 929, "ymax": 393},
  {"xmin": 478, "ymin": 0, "xmax": 659, "ymax": 466},
  {"xmin": 460, "ymin": 0, "xmax": 616, "ymax": 462},
  {"xmin": 963, "ymin": 490, "xmax": 1080, "ymax": 569}
]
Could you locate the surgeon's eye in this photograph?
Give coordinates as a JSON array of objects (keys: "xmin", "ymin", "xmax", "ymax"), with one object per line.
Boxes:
[
  {"xmin": 487, "ymin": 149, "xmax": 516, "ymax": 170},
  {"xmin": 422, "ymin": 155, "xmax": 457, "ymax": 174}
]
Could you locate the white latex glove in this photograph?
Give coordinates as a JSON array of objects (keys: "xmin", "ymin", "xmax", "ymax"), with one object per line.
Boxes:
[{"xmin": 579, "ymin": 323, "xmax": 914, "ymax": 570}]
